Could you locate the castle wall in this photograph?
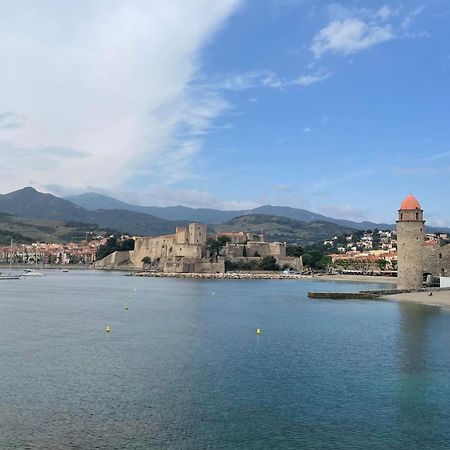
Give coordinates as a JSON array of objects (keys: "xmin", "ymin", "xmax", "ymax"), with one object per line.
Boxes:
[
  {"xmin": 175, "ymin": 227, "xmax": 189, "ymax": 245},
  {"xmin": 132, "ymin": 235, "xmax": 174, "ymax": 266},
  {"xmin": 423, "ymin": 244, "xmax": 450, "ymax": 278},
  {"xmin": 225, "ymin": 243, "xmax": 245, "ymax": 258},
  {"xmin": 163, "ymin": 258, "xmax": 224, "ymax": 273},
  {"xmin": 269, "ymin": 242, "xmax": 286, "ymax": 257},
  {"xmin": 246, "ymin": 241, "xmax": 286, "ymax": 258},
  {"xmin": 277, "ymin": 256, "xmax": 303, "ymax": 271},
  {"xmin": 95, "ymin": 250, "xmax": 132, "ymax": 268}
]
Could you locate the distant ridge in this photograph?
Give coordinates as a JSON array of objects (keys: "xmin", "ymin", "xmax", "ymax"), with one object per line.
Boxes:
[
  {"xmin": 1, "ymin": 188, "xmax": 447, "ymax": 239},
  {"xmin": 0, "ymin": 187, "xmax": 188, "ymax": 236},
  {"xmin": 66, "ymin": 192, "xmax": 405, "ymax": 231}
]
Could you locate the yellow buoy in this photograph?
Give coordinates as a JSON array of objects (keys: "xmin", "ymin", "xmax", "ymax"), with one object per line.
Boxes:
[
  {"xmin": 105, "ymin": 325, "xmax": 111, "ymax": 333},
  {"xmin": 256, "ymin": 328, "xmax": 261, "ymax": 335}
]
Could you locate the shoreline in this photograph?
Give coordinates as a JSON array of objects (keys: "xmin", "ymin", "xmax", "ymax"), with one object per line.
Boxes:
[
  {"xmin": 381, "ymin": 290, "xmax": 450, "ymax": 309},
  {"xmin": 133, "ymin": 272, "xmax": 397, "ymax": 283}
]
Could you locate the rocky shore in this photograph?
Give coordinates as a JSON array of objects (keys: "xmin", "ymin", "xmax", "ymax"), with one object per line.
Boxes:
[{"xmin": 134, "ymin": 271, "xmax": 312, "ymax": 280}]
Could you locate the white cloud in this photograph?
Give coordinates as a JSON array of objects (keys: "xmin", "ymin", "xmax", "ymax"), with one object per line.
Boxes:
[
  {"xmin": 376, "ymin": 6, "xmax": 395, "ymax": 21},
  {"xmin": 317, "ymin": 204, "xmax": 368, "ymax": 221},
  {"xmin": 401, "ymin": 6, "xmax": 424, "ymax": 30},
  {"xmin": 0, "ymin": 111, "xmax": 26, "ymax": 129},
  {"xmin": 216, "ymin": 69, "xmax": 330, "ymax": 91},
  {"xmin": 311, "ymin": 18, "xmax": 395, "ymax": 58},
  {"xmin": 312, "ymin": 4, "xmax": 428, "ymax": 58},
  {"xmin": 0, "ymin": 0, "xmax": 240, "ymax": 193},
  {"xmin": 293, "ymin": 72, "xmax": 331, "ymax": 85}
]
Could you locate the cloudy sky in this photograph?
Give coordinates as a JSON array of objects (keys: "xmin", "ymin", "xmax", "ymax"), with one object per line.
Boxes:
[{"xmin": 0, "ymin": 0, "xmax": 449, "ymax": 225}]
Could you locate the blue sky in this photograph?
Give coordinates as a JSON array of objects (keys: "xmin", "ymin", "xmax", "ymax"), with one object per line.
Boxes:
[{"xmin": 0, "ymin": 1, "xmax": 449, "ymax": 225}]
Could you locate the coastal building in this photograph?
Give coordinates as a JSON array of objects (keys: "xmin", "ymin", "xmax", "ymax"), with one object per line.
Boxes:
[
  {"xmin": 217, "ymin": 231, "xmax": 303, "ymax": 272},
  {"xmin": 96, "ymin": 223, "xmax": 224, "ymax": 273},
  {"xmin": 396, "ymin": 194, "xmax": 425, "ymax": 289},
  {"xmin": 96, "ymin": 225, "xmax": 303, "ymax": 273},
  {"xmin": 396, "ymin": 194, "xmax": 450, "ymax": 287}
]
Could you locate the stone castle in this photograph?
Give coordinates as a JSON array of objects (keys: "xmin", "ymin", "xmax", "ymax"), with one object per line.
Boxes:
[
  {"xmin": 397, "ymin": 194, "xmax": 450, "ymax": 289},
  {"xmin": 96, "ymin": 223, "xmax": 303, "ymax": 273}
]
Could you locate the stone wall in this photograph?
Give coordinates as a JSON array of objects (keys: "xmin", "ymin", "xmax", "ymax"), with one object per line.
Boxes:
[
  {"xmin": 423, "ymin": 243, "xmax": 450, "ymax": 278},
  {"xmin": 277, "ymin": 256, "xmax": 303, "ymax": 271},
  {"xmin": 95, "ymin": 250, "xmax": 131, "ymax": 268},
  {"xmin": 163, "ymin": 257, "xmax": 224, "ymax": 273},
  {"xmin": 397, "ymin": 220, "xmax": 425, "ymax": 289}
]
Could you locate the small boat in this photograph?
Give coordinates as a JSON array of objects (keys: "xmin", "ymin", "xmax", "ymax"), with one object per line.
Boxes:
[
  {"xmin": 0, "ymin": 273, "xmax": 20, "ymax": 280},
  {"xmin": 21, "ymin": 269, "xmax": 45, "ymax": 277},
  {"xmin": 62, "ymin": 269, "xmax": 69, "ymax": 273},
  {"xmin": 1, "ymin": 239, "xmax": 21, "ymax": 279}
]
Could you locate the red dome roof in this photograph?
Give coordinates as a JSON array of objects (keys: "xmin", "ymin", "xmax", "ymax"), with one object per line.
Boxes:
[{"xmin": 400, "ymin": 194, "xmax": 421, "ymax": 210}]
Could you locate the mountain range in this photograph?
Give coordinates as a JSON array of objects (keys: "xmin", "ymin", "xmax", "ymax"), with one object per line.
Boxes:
[
  {"xmin": 0, "ymin": 187, "xmax": 447, "ymax": 245},
  {"xmin": 65, "ymin": 192, "xmax": 396, "ymax": 230}
]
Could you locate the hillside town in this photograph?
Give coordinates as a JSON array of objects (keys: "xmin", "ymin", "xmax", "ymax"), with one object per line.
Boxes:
[
  {"xmin": 0, "ymin": 237, "xmax": 107, "ymax": 266},
  {"xmin": 326, "ymin": 228, "xmax": 449, "ymax": 273}
]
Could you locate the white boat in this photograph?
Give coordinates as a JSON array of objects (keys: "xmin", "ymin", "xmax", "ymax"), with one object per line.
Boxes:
[
  {"xmin": 21, "ymin": 244, "xmax": 45, "ymax": 277},
  {"xmin": 0, "ymin": 272, "xmax": 20, "ymax": 280},
  {"xmin": 1, "ymin": 239, "xmax": 21, "ymax": 279},
  {"xmin": 21, "ymin": 269, "xmax": 45, "ymax": 277}
]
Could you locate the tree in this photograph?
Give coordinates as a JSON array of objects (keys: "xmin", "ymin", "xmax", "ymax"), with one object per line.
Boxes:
[
  {"xmin": 96, "ymin": 237, "xmax": 135, "ymax": 260},
  {"xmin": 372, "ymin": 228, "xmax": 381, "ymax": 250},
  {"xmin": 377, "ymin": 259, "xmax": 388, "ymax": 271},
  {"xmin": 302, "ymin": 250, "xmax": 331, "ymax": 270},
  {"xmin": 142, "ymin": 256, "xmax": 151, "ymax": 265},
  {"xmin": 286, "ymin": 244, "xmax": 304, "ymax": 257},
  {"xmin": 259, "ymin": 256, "xmax": 279, "ymax": 271},
  {"xmin": 207, "ymin": 235, "xmax": 231, "ymax": 259}
]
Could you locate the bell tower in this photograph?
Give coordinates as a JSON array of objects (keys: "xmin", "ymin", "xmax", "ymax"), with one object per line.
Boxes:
[{"xmin": 396, "ymin": 194, "xmax": 425, "ymax": 290}]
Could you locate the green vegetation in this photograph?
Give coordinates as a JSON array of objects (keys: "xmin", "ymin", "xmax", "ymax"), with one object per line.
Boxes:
[
  {"xmin": 211, "ymin": 214, "xmax": 355, "ymax": 246},
  {"xmin": 286, "ymin": 243, "xmax": 331, "ymax": 270},
  {"xmin": 0, "ymin": 213, "xmax": 115, "ymax": 244},
  {"xmin": 225, "ymin": 256, "xmax": 280, "ymax": 272},
  {"xmin": 206, "ymin": 235, "xmax": 231, "ymax": 258},
  {"xmin": 96, "ymin": 237, "xmax": 135, "ymax": 260},
  {"xmin": 259, "ymin": 256, "xmax": 279, "ymax": 271}
]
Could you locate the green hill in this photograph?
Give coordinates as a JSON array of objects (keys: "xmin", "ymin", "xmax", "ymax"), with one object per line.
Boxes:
[
  {"xmin": 0, "ymin": 187, "xmax": 188, "ymax": 236},
  {"xmin": 210, "ymin": 214, "xmax": 356, "ymax": 245},
  {"xmin": 0, "ymin": 213, "xmax": 118, "ymax": 245}
]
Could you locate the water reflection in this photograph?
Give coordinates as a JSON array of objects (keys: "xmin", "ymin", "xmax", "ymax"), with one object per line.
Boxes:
[{"xmin": 397, "ymin": 303, "xmax": 441, "ymax": 447}]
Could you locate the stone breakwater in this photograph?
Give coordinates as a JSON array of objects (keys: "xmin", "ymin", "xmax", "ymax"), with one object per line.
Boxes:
[{"xmin": 134, "ymin": 272, "xmax": 311, "ymax": 280}]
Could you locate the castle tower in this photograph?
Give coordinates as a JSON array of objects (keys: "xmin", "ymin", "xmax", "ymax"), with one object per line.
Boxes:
[
  {"xmin": 188, "ymin": 223, "xmax": 207, "ymax": 246},
  {"xmin": 396, "ymin": 195, "xmax": 425, "ymax": 290}
]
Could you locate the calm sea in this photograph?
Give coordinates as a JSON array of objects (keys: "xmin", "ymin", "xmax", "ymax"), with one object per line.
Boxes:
[{"xmin": 0, "ymin": 271, "xmax": 449, "ymax": 449}]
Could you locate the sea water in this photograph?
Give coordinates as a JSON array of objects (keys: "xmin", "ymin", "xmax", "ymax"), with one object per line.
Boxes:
[{"xmin": 0, "ymin": 271, "xmax": 449, "ymax": 449}]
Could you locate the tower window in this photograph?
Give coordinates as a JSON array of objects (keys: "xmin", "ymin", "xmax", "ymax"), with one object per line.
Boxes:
[
  {"xmin": 439, "ymin": 253, "xmax": 443, "ymax": 259},
  {"xmin": 415, "ymin": 213, "xmax": 419, "ymax": 220}
]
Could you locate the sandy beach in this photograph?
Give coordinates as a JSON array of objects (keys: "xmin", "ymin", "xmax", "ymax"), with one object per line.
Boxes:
[
  {"xmin": 313, "ymin": 274, "xmax": 397, "ymax": 284},
  {"xmin": 381, "ymin": 290, "xmax": 450, "ymax": 308}
]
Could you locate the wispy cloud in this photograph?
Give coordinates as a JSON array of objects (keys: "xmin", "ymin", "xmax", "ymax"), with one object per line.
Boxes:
[
  {"xmin": 292, "ymin": 72, "xmax": 331, "ymax": 85},
  {"xmin": 311, "ymin": 4, "xmax": 427, "ymax": 58},
  {"xmin": 216, "ymin": 69, "xmax": 331, "ymax": 91},
  {"xmin": 0, "ymin": 0, "xmax": 241, "ymax": 193},
  {"xmin": 0, "ymin": 111, "xmax": 26, "ymax": 129},
  {"xmin": 317, "ymin": 203, "xmax": 368, "ymax": 221},
  {"xmin": 312, "ymin": 18, "xmax": 394, "ymax": 58},
  {"xmin": 401, "ymin": 6, "xmax": 424, "ymax": 30}
]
